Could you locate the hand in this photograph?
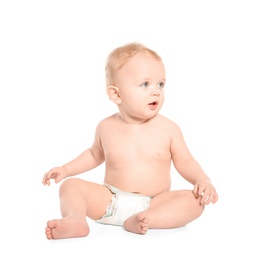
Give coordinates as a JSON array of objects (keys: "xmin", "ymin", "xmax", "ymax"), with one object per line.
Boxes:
[
  {"xmin": 42, "ymin": 166, "xmax": 69, "ymax": 186},
  {"xmin": 193, "ymin": 179, "xmax": 218, "ymax": 205}
]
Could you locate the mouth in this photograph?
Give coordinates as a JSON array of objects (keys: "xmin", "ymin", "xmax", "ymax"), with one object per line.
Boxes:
[{"xmin": 148, "ymin": 101, "xmax": 158, "ymax": 110}]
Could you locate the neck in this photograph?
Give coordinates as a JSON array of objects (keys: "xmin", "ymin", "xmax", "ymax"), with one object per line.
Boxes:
[{"xmin": 116, "ymin": 112, "xmax": 156, "ymax": 125}]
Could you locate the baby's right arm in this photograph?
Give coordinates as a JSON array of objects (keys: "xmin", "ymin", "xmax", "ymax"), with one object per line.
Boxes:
[
  {"xmin": 42, "ymin": 123, "xmax": 105, "ymax": 185},
  {"xmin": 42, "ymin": 145, "xmax": 105, "ymax": 185},
  {"xmin": 42, "ymin": 166, "xmax": 69, "ymax": 185}
]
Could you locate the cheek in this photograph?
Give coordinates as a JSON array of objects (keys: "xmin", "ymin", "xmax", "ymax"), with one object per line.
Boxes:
[
  {"xmin": 157, "ymin": 95, "xmax": 165, "ymax": 109},
  {"xmin": 160, "ymin": 94, "xmax": 165, "ymax": 102},
  {"xmin": 121, "ymin": 89, "xmax": 141, "ymax": 102}
]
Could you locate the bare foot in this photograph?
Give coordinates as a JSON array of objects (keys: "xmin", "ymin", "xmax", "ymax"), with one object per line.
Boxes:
[
  {"xmin": 124, "ymin": 212, "xmax": 149, "ymax": 235},
  {"xmin": 45, "ymin": 215, "xmax": 90, "ymax": 239}
]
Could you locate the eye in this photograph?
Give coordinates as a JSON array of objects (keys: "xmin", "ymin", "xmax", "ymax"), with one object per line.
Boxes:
[
  {"xmin": 158, "ymin": 82, "xmax": 165, "ymax": 88},
  {"xmin": 140, "ymin": 82, "xmax": 149, "ymax": 88}
]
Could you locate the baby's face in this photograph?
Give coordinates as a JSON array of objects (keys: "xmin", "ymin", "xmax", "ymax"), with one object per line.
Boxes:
[{"xmin": 114, "ymin": 53, "xmax": 166, "ymax": 122}]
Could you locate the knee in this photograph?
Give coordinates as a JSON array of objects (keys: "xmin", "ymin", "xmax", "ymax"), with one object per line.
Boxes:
[
  {"xmin": 189, "ymin": 191, "xmax": 205, "ymax": 216},
  {"xmin": 59, "ymin": 178, "xmax": 81, "ymax": 193}
]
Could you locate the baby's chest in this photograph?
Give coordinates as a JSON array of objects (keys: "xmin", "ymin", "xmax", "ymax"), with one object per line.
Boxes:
[{"xmin": 103, "ymin": 133, "xmax": 170, "ymax": 161}]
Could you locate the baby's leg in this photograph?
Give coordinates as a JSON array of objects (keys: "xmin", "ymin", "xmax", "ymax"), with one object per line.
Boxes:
[
  {"xmin": 150, "ymin": 190, "xmax": 204, "ymax": 228},
  {"xmin": 124, "ymin": 190, "xmax": 204, "ymax": 234},
  {"xmin": 45, "ymin": 178, "xmax": 112, "ymax": 239}
]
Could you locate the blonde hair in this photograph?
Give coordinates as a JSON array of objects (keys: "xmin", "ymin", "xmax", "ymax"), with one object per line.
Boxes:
[{"xmin": 105, "ymin": 42, "xmax": 161, "ymax": 87}]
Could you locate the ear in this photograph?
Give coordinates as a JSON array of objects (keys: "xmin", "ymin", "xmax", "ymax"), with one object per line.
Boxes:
[{"xmin": 107, "ymin": 86, "xmax": 122, "ymax": 104}]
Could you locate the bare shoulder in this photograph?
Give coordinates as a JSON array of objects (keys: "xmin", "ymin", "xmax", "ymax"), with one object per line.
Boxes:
[
  {"xmin": 96, "ymin": 113, "xmax": 118, "ymax": 131},
  {"xmin": 154, "ymin": 114, "xmax": 185, "ymax": 143},
  {"xmin": 155, "ymin": 114, "xmax": 181, "ymax": 131}
]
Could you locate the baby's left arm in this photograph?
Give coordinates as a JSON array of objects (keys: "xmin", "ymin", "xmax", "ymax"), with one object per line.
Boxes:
[
  {"xmin": 170, "ymin": 122, "xmax": 218, "ymax": 205},
  {"xmin": 193, "ymin": 179, "xmax": 218, "ymax": 205}
]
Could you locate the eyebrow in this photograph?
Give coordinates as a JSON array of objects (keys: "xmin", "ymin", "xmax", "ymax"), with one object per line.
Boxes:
[{"xmin": 135, "ymin": 78, "xmax": 166, "ymax": 83}]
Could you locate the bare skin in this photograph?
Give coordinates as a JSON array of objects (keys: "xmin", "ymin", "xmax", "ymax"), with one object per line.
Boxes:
[
  {"xmin": 124, "ymin": 213, "xmax": 149, "ymax": 234},
  {"xmin": 43, "ymin": 50, "xmax": 218, "ymax": 239},
  {"xmin": 45, "ymin": 215, "xmax": 89, "ymax": 239}
]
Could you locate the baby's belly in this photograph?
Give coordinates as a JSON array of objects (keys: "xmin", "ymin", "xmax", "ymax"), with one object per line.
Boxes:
[{"xmin": 104, "ymin": 169, "xmax": 171, "ymax": 197}]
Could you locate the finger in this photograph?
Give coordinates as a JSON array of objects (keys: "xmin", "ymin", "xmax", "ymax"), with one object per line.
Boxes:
[
  {"xmin": 212, "ymin": 193, "xmax": 219, "ymax": 204},
  {"xmin": 44, "ymin": 177, "xmax": 51, "ymax": 186},
  {"xmin": 42, "ymin": 174, "xmax": 49, "ymax": 185},
  {"xmin": 200, "ymin": 189, "xmax": 211, "ymax": 204},
  {"xmin": 43, "ymin": 171, "xmax": 55, "ymax": 185},
  {"xmin": 203, "ymin": 191, "xmax": 216, "ymax": 205},
  {"xmin": 205, "ymin": 188, "xmax": 218, "ymax": 204},
  {"xmin": 204, "ymin": 195, "xmax": 213, "ymax": 205},
  {"xmin": 192, "ymin": 184, "xmax": 199, "ymax": 197},
  {"xmin": 198, "ymin": 184, "xmax": 206, "ymax": 196},
  {"xmin": 46, "ymin": 177, "xmax": 51, "ymax": 186}
]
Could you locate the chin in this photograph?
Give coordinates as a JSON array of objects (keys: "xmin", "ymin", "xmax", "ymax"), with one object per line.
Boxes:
[{"xmin": 144, "ymin": 112, "xmax": 159, "ymax": 121}]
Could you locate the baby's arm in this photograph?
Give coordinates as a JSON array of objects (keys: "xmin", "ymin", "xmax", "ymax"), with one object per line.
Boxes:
[
  {"xmin": 170, "ymin": 123, "xmax": 218, "ymax": 205},
  {"xmin": 192, "ymin": 178, "xmax": 218, "ymax": 205},
  {"xmin": 42, "ymin": 124, "xmax": 105, "ymax": 185}
]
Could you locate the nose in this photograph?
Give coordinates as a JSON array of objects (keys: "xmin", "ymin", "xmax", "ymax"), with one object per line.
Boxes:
[{"xmin": 151, "ymin": 88, "xmax": 160, "ymax": 96}]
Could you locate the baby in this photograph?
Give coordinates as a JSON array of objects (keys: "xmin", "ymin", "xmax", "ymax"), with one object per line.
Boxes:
[{"xmin": 42, "ymin": 42, "xmax": 218, "ymax": 239}]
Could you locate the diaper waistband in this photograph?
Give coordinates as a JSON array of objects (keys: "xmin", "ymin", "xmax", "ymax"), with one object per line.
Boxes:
[{"xmin": 104, "ymin": 184, "xmax": 152, "ymax": 198}]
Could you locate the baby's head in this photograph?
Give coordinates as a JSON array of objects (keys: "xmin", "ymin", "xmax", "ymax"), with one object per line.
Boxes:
[{"xmin": 105, "ymin": 42, "xmax": 162, "ymax": 88}]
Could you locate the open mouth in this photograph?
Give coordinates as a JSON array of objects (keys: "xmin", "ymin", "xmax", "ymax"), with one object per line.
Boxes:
[{"xmin": 148, "ymin": 101, "xmax": 158, "ymax": 110}]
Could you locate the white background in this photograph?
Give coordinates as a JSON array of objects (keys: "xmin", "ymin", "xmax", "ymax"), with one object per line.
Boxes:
[{"xmin": 0, "ymin": 0, "xmax": 259, "ymax": 259}]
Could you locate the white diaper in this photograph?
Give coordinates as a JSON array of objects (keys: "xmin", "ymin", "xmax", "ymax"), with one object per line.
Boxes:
[{"xmin": 96, "ymin": 184, "xmax": 152, "ymax": 226}]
